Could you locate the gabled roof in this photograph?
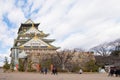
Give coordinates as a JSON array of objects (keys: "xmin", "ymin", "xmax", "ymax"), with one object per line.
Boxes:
[
  {"xmin": 19, "ymin": 35, "xmax": 56, "ymax": 49},
  {"xmin": 18, "ymin": 19, "xmax": 40, "ymax": 34},
  {"xmin": 23, "ymin": 24, "xmax": 49, "ymax": 37},
  {"xmin": 25, "ymin": 19, "xmax": 34, "ymax": 24},
  {"xmin": 24, "ymin": 25, "xmax": 41, "ymax": 34}
]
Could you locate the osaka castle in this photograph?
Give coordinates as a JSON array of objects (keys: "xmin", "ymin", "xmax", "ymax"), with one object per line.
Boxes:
[{"xmin": 10, "ymin": 19, "xmax": 59, "ymax": 71}]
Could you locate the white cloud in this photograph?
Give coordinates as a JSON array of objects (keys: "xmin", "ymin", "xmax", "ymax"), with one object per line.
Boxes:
[
  {"xmin": 31, "ymin": 0, "xmax": 120, "ymax": 50},
  {"xmin": 16, "ymin": 0, "xmax": 26, "ymax": 7},
  {"xmin": 59, "ymin": 33, "xmax": 86, "ymax": 49},
  {"xmin": 0, "ymin": 0, "xmax": 26, "ymax": 66},
  {"xmin": 7, "ymin": 8, "xmax": 26, "ymax": 25}
]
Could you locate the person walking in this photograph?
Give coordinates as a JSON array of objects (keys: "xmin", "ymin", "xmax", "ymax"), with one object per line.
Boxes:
[
  {"xmin": 40, "ymin": 67, "xmax": 44, "ymax": 74},
  {"xmin": 44, "ymin": 67, "xmax": 48, "ymax": 74},
  {"xmin": 108, "ymin": 68, "xmax": 115, "ymax": 76},
  {"xmin": 54, "ymin": 67, "xmax": 58, "ymax": 75},
  {"xmin": 79, "ymin": 69, "xmax": 83, "ymax": 74}
]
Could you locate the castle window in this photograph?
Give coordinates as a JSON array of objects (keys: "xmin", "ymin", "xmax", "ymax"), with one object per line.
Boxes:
[{"xmin": 41, "ymin": 46, "xmax": 48, "ymax": 48}]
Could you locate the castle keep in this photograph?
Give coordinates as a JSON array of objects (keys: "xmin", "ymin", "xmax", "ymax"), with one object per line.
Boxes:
[{"xmin": 10, "ymin": 19, "xmax": 59, "ymax": 70}]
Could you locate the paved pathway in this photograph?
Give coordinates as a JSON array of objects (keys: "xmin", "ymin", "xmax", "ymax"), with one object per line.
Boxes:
[{"xmin": 0, "ymin": 72, "xmax": 119, "ymax": 80}]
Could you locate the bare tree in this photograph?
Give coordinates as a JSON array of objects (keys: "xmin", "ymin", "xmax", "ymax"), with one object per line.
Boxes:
[
  {"xmin": 90, "ymin": 38, "xmax": 120, "ymax": 67},
  {"xmin": 90, "ymin": 43, "xmax": 111, "ymax": 56},
  {"xmin": 74, "ymin": 48, "xmax": 85, "ymax": 52},
  {"xmin": 108, "ymin": 38, "xmax": 120, "ymax": 50},
  {"xmin": 56, "ymin": 49, "xmax": 76, "ymax": 70}
]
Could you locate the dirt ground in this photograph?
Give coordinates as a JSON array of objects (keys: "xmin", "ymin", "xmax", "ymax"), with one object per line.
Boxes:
[{"xmin": 0, "ymin": 72, "xmax": 119, "ymax": 80}]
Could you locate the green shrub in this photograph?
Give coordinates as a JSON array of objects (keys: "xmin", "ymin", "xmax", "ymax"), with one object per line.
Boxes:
[
  {"xmin": 84, "ymin": 60, "xmax": 99, "ymax": 72},
  {"xmin": 18, "ymin": 59, "xmax": 25, "ymax": 72},
  {"xmin": 3, "ymin": 57, "xmax": 10, "ymax": 72}
]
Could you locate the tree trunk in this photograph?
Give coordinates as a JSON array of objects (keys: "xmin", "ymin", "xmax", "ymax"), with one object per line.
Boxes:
[{"xmin": 62, "ymin": 63, "xmax": 65, "ymax": 70}]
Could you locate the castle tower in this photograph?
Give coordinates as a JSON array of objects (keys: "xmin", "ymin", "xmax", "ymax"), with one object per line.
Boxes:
[{"xmin": 10, "ymin": 19, "xmax": 59, "ymax": 70}]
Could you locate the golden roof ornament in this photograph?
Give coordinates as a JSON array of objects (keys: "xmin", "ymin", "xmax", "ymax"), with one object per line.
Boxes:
[
  {"xmin": 19, "ymin": 45, "xmax": 24, "ymax": 48},
  {"xmin": 34, "ymin": 33, "xmax": 38, "ymax": 40},
  {"xmin": 32, "ymin": 23, "xmax": 35, "ymax": 28}
]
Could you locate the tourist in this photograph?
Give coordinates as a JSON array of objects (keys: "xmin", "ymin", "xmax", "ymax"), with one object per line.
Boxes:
[
  {"xmin": 40, "ymin": 67, "xmax": 44, "ymax": 74},
  {"xmin": 52, "ymin": 67, "xmax": 55, "ymax": 75},
  {"xmin": 79, "ymin": 69, "xmax": 83, "ymax": 74},
  {"xmin": 118, "ymin": 69, "xmax": 120, "ymax": 77},
  {"xmin": 44, "ymin": 67, "xmax": 48, "ymax": 74},
  {"xmin": 52, "ymin": 67, "xmax": 58, "ymax": 75},
  {"xmin": 108, "ymin": 68, "xmax": 115, "ymax": 76},
  {"xmin": 50, "ymin": 64, "xmax": 53, "ymax": 74},
  {"xmin": 54, "ymin": 67, "xmax": 58, "ymax": 75},
  {"xmin": 115, "ymin": 68, "xmax": 120, "ymax": 77}
]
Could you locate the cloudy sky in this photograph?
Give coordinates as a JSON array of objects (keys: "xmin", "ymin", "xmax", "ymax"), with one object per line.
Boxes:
[{"xmin": 0, "ymin": 0, "xmax": 120, "ymax": 66}]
